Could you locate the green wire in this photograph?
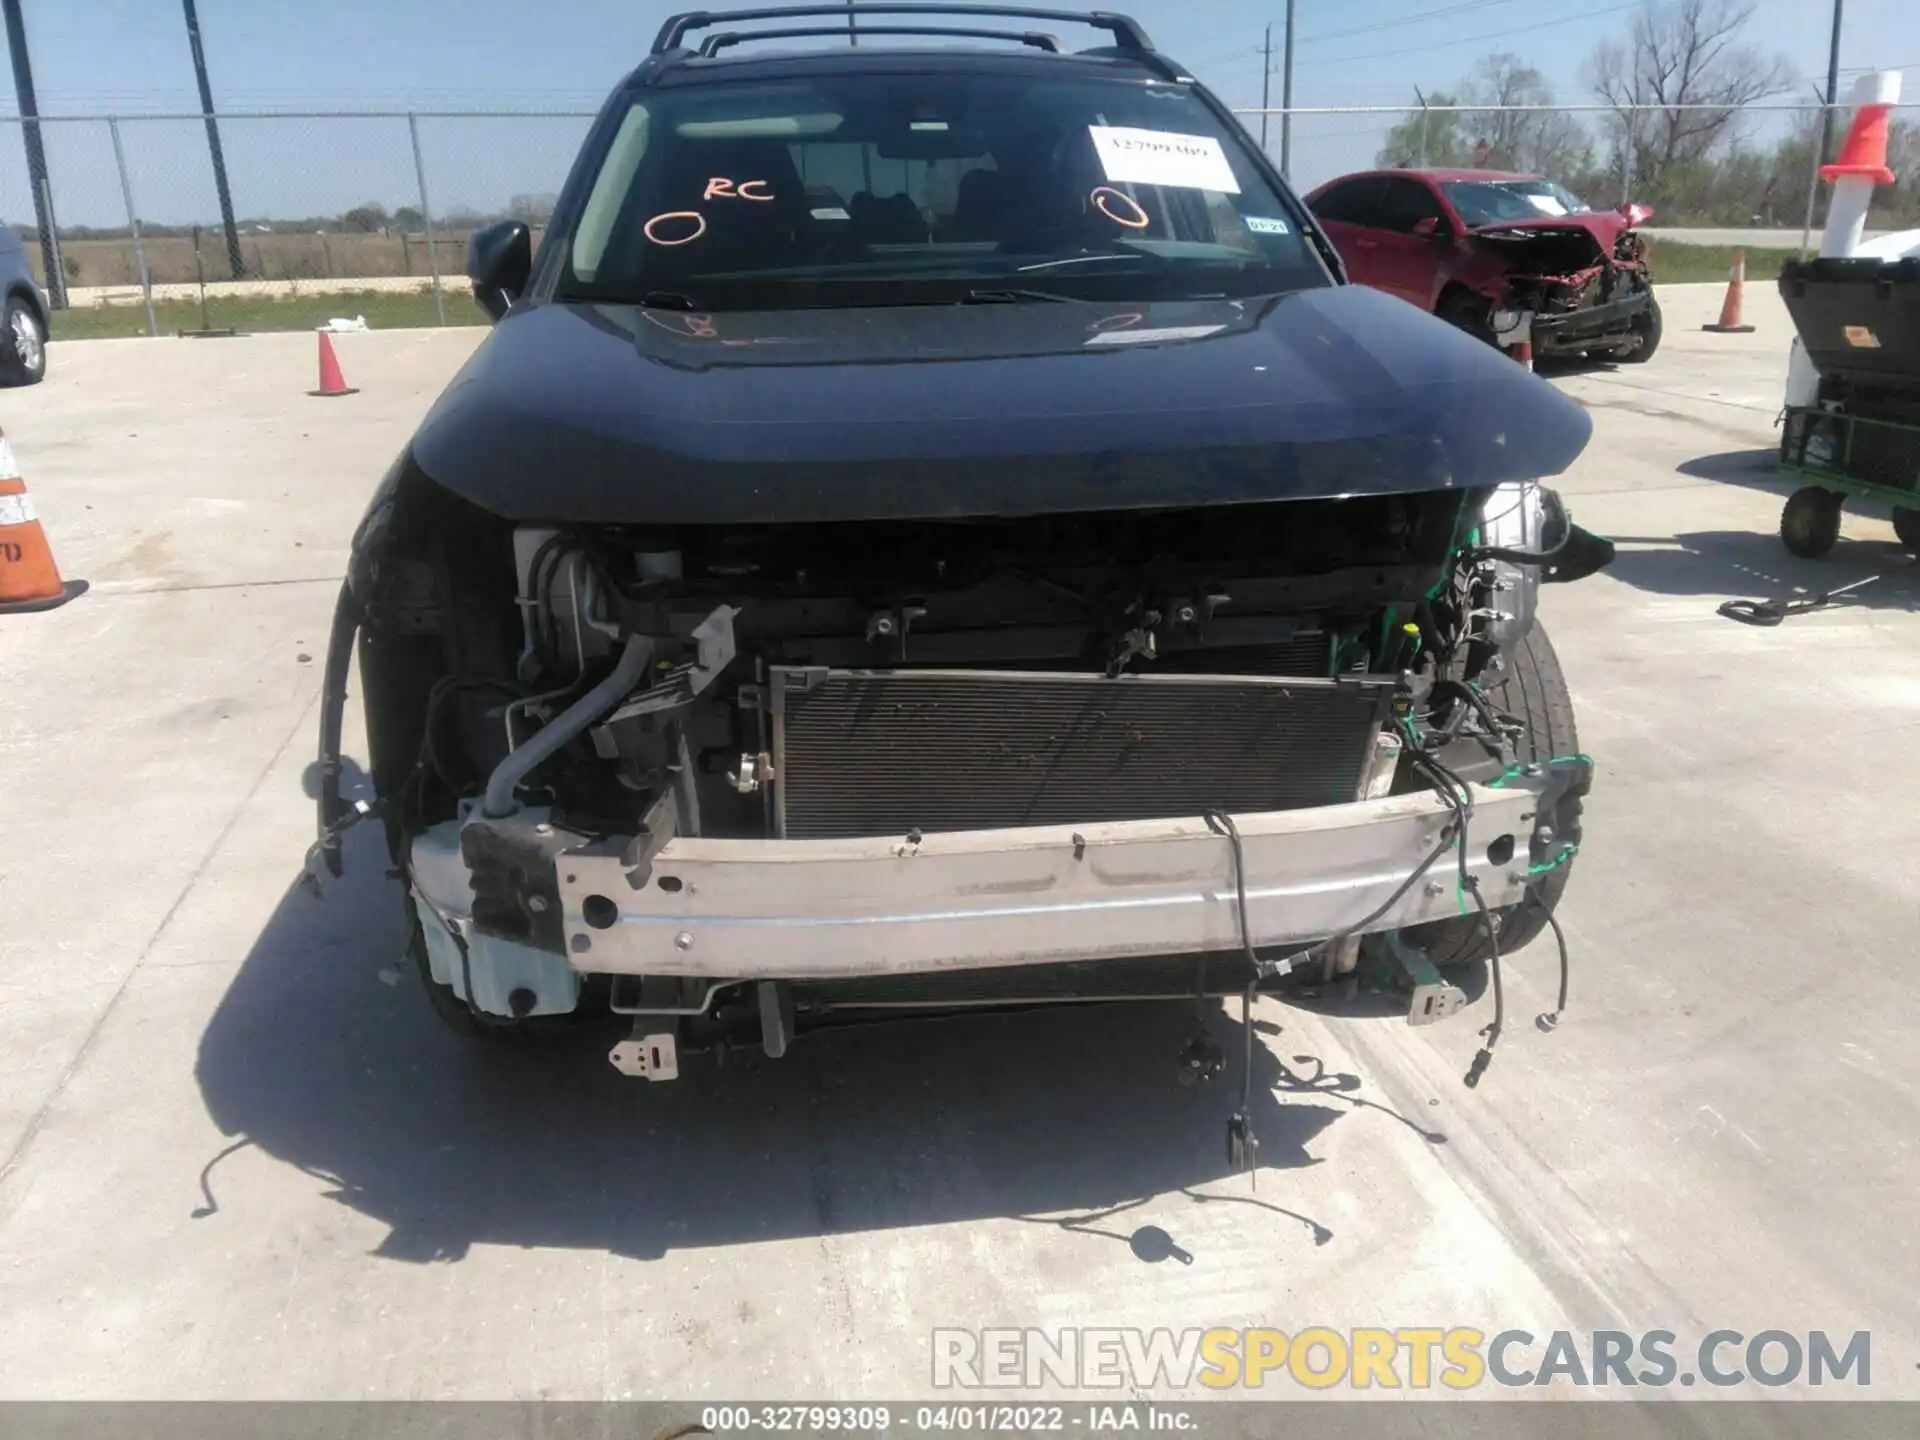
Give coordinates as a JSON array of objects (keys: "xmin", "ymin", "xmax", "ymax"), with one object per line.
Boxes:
[{"xmin": 1486, "ymin": 752, "xmax": 1593, "ymax": 788}]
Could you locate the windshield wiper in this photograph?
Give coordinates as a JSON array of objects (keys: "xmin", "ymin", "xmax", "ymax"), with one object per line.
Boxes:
[
  {"xmin": 961, "ymin": 287, "xmax": 1076, "ymax": 304},
  {"xmin": 637, "ymin": 290, "xmax": 702, "ymax": 311}
]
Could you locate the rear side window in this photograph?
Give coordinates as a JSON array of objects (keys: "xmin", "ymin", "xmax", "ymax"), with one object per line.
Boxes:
[{"xmin": 1310, "ymin": 177, "xmax": 1383, "ymax": 226}]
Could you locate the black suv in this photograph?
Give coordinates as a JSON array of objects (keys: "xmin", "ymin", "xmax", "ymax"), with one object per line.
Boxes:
[{"xmin": 321, "ymin": 5, "xmax": 1607, "ymax": 1115}]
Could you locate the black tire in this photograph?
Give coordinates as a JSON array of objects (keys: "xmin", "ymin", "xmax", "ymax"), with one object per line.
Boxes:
[
  {"xmin": 0, "ymin": 295, "xmax": 46, "ymax": 386},
  {"xmin": 1616, "ymin": 292, "xmax": 1661, "ymax": 364},
  {"xmin": 1780, "ymin": 486, "xmax": 1843, "ymax": 559},
  {"xmin": 1893, "ymin": 506, "xmax": 1920, "ymax": 554},
  {"xmin": 1404, "ymin": 624, "xmax": 1581, "ymax": 968},
  {"xmin": 1436, "ymin": 288, "xmax": 1498, "ymax": 347}
]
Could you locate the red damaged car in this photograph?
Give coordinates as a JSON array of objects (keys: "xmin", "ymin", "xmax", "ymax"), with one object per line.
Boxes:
[{"xmin": 1305, "ymin": 168, "xmax": 1660, "ymax": 363}]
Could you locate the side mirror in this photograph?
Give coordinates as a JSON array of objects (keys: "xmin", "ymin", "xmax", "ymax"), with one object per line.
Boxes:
[
  {"xmin": 467, "ymin": 219, "xmax": 532, "ymax": 322},
  {"xmin": 1411, "ymin": 215, "xmax": 1444, "ymax": 239}
]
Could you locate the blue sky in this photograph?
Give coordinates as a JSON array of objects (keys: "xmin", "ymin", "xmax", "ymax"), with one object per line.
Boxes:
[{"xmin": 2, "ymin": 0, "xmax": 1912, "ymax": 228}]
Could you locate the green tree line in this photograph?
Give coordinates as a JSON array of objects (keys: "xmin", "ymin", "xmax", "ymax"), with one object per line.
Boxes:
[{"xmin": 1375, "ymin": 0, "xmax": 1920, "ymax": 229}]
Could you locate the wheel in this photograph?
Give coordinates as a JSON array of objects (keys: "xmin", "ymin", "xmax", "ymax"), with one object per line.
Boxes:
[
  {"xmin": 1436, "ymin": 289, "xmax": 1497, "ymax": 347},
  {"xmin": 0, "ymin": 295, "xmax": 45, "ymax": 386},
  {"xmin": 1780, "ymin": 486, "xmax": 1843, "ymax": 559},
  {"xmin": 1404, "ymin": 624, "xmax": 1581, "ymax": 968},
  {"xmin": 1893, "ymin": 506, "xmax": 1920, "ymax": 554},
  {"xmin": 1613, "ymin": 292, "xmax": 1661, "ymax": 364}
]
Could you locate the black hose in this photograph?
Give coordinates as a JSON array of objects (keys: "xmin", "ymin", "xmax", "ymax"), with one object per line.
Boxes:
[
  {"xmin": 1539, "ymin": 907, "xmax": 1571, "ymax": 1030},
  {"xmin": 1467, "ymin": 526, "xmax": 1572, "ymax": 567},
  {"xmin": 315, "ymin": 580, "xmax": 363, "ymax": 878}
]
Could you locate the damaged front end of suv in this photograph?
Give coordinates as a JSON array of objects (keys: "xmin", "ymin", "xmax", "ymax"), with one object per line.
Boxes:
[{"xmin": 314, "ymin": 14, "xmax": 1615, "ymax": 1125}]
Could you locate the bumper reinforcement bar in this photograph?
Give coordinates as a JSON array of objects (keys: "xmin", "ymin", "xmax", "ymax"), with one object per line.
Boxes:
[{"xmin": 555, "ymin": 780, "xmax": 1560, "ymax": 979}]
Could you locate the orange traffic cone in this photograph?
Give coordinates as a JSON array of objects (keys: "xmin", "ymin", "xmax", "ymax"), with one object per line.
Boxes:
[
  {"xmin": 0, "ymin": 429, "xmax": 87, "ymax": 614},
  {"xmin": 1510, "ymin": 338, "xmax": 1534, "ymax": 372},
  {"xmin": 1703, "ymin": 251, "xmax": 1756, "ymax": 333},
  {"xmin": 1822, "ymin": 97, "xmax": 1897, "ymax": 185},
  {"xmin": 310, "ymin": 330, "xmax": 358, "ymax": 397}
]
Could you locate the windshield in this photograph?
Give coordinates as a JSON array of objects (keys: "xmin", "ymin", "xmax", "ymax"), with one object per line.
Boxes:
[
  {"xmin": 1442, "ymin": 178, "xmax": 1591, "ymax": 226},
  {"xmin": 560, "ymin": 71, "xmax": 1328, "ymax": 308}
]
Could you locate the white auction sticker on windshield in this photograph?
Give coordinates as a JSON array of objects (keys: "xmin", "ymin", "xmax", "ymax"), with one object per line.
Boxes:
[{"xmin": 1089, "ymin": 126, "xmax": 1241, "ymax": 194}]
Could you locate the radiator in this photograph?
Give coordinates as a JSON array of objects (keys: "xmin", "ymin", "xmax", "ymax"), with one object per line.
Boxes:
[{"xmin": 769, "ymin": 666, "xmax": 1394, "ymax": 839}]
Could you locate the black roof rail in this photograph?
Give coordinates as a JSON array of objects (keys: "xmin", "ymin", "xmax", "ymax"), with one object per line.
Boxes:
[
  {"xmin": 653, "ymin": 5, "xmax": 1153, "ymax": 56},
  {"xmin": 698, "ymin": 24, "xmax": 1063, "ymax": 55}
]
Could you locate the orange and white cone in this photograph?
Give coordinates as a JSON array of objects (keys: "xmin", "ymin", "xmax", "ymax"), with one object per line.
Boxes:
[
  {"xmin": 1703, "ymin": 250, "xmax": 1756, "ymax": 333},
  {"xmin": 310, "ymin": 330, "xmax": 358, "ymax": 398},
  {"xmin": 0, "ymin": 428, "xmax": 87, "ymax": 614},
  {"xmin": 1820, "ymin": 71, "xmax": 1902, "ymax": 259},
  {"xmin": 1511, "ymin": 338, "xmax": 1535, "ymax": 372}
]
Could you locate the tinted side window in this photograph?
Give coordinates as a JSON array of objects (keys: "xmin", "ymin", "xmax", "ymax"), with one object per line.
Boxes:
[
  {"xmin": 1311, "ymin": 177, "xmax": 1383, "ymax": 226},
  {"xmin": 1375, "ymin": 177, "xmax": 1445, "ymax": 234}
]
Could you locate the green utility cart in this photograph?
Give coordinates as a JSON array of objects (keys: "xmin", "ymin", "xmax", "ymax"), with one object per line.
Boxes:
[{"xmin": 1775, "ymin": 255, "xmax": 1920, "ymax": 558}]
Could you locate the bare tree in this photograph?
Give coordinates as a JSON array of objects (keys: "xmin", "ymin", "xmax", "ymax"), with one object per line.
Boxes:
[
  {"xmin": 1584, "ymin": 0, "xmax": 1794, "ymax": 193},
  {"xmin": 1460, "ymin": 53, "xmax": 1593, "ymax": 176}
]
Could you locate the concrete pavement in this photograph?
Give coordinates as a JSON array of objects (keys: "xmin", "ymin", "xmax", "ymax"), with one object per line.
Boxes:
[{"xmin": 1, "ymin": 286, "xmax": 1916, "ymax": 1404}]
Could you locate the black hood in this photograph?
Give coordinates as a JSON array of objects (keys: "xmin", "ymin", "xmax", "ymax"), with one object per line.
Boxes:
[{"xmin": 411, "ymin": 284, "xmax": 1590, "ymax": 524}]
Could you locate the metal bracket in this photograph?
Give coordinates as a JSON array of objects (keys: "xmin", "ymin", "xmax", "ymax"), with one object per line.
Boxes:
[
  {"xmin": 1385, "ymin": 929, "xmax": 1466, "ymax": 1028},
  {"xmin": 610, "ymin": 1028, "xmax": 680, "ymax": 1081},
  {"xmin": 728, "ymin": 751, "xmax": 776, "ymax": 795},
  {"xmin": 597, "ymin": 605, "xmax": 739, "ymax": 730},
  {"xmin": 758, "ymin": 980, "xmax": 796, "ymax": 1059},
  {"xmin": 865, "ymin": 605, "xmax": 927, "ymax": 656}
]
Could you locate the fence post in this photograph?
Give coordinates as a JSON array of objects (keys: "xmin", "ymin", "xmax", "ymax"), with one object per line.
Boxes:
[
  {"xmin": 407, "ymin": 113, "xmax": 447, "ymax": 327},
  {"xmin": 108, "ymin": 118, "xmax": 159, "ymax": 339},
  {"xmin": 38, "ymin": 176, "xmax": 66, "ymax": 302},
  {"xmin": 1797, "ymin": 102, "xmax": 1827, "ymax": 259}
]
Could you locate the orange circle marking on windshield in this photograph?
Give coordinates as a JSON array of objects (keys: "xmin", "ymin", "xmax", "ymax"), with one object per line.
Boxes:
[
  {"xmin": 639, "ymin": 310, "xmax": 718, "ymax": 339},
  {"xmin": 1091, "ymin": 187, "xmax": 1150, "ymax": 230},
  {"xmin": 644, "ymin": 211, "xmax": 708, "ymax": 246}
]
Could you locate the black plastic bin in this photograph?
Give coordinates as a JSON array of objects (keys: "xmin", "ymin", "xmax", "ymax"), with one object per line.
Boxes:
[{"xmin": 1778, "ymin": 256, "xmax": 1920, "ymax": 390}]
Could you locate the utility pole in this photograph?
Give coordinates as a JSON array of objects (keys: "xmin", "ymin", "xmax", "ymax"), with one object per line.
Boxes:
[
  {"xmin": 1259, "ymin": 24, "xmax": 1272, "ymax": 155},
  {"xmin": 847, "ymin": 0, "xmax": 857, "ymax": 46},
  {"xmin": 2, "ymin": 0, "xmax": 63, "ymax": 308},
  {"xmin": 182, "ymin": 0, "xmax": 244, "ymax": 279},
  {"xmin": 1817, "ymin": 0, "xmax": 1844, "ymax": 170},
  {"xmin": 1279, "ymin": 0, "xmax": 1297, "ymax": 181}
]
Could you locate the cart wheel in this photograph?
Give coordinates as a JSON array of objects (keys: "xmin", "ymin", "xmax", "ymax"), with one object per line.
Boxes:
[
  {"xmin": 1893, "ymin": 507, "xmax": 1920, "ymax": 555},
  {"xmin": 1781, "ymin": 487, "xmax": 1843, "ymax": 559}
]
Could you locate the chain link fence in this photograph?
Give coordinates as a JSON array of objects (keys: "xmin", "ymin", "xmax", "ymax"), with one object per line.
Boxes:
[
  {"xmin": 3, "ymin": 99, "xmax": 1915, "ymax": 332},
  {"xmin": 1, "ymin": 110, "xmax": 596, "ymax": 331}
]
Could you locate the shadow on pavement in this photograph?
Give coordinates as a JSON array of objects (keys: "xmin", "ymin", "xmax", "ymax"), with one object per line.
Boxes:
[
  {"xmin": 1675, "ymin": 447, "xmax": 1793, "ymax": 499},
  {"xmin": 191, "ymin": 828, "xmax": 1432, "ymax": 1264},
  {"xmin": 1601, "ymin": 527, "xmax": 1919, "ymax": 609}
]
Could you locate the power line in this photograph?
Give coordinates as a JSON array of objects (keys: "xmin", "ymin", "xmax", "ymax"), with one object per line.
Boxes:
[
  {"xmin": 1296, "ymin": 0, "xmax": 1529, "ymax": 48},
  {"xmin": 1312, "ymin": 0, "xmax": 1643, "ymax": 66},
  {"xmin": 1193, "ymin": 0, "xmax": 1577, "ymax": 80}
]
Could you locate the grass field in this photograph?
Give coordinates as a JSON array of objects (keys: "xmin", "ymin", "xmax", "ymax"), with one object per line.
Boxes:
[
  {"xmin": 1645, "ymin": 240, "xmax": 1795, "ymax": 285},
  {"xmin": 45, "ymin": 241, "xmax": 1786, "ymax": 342},
  {"xmin": 51, "ymin": 288, "xmax": 485, "ymax": 340}
]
